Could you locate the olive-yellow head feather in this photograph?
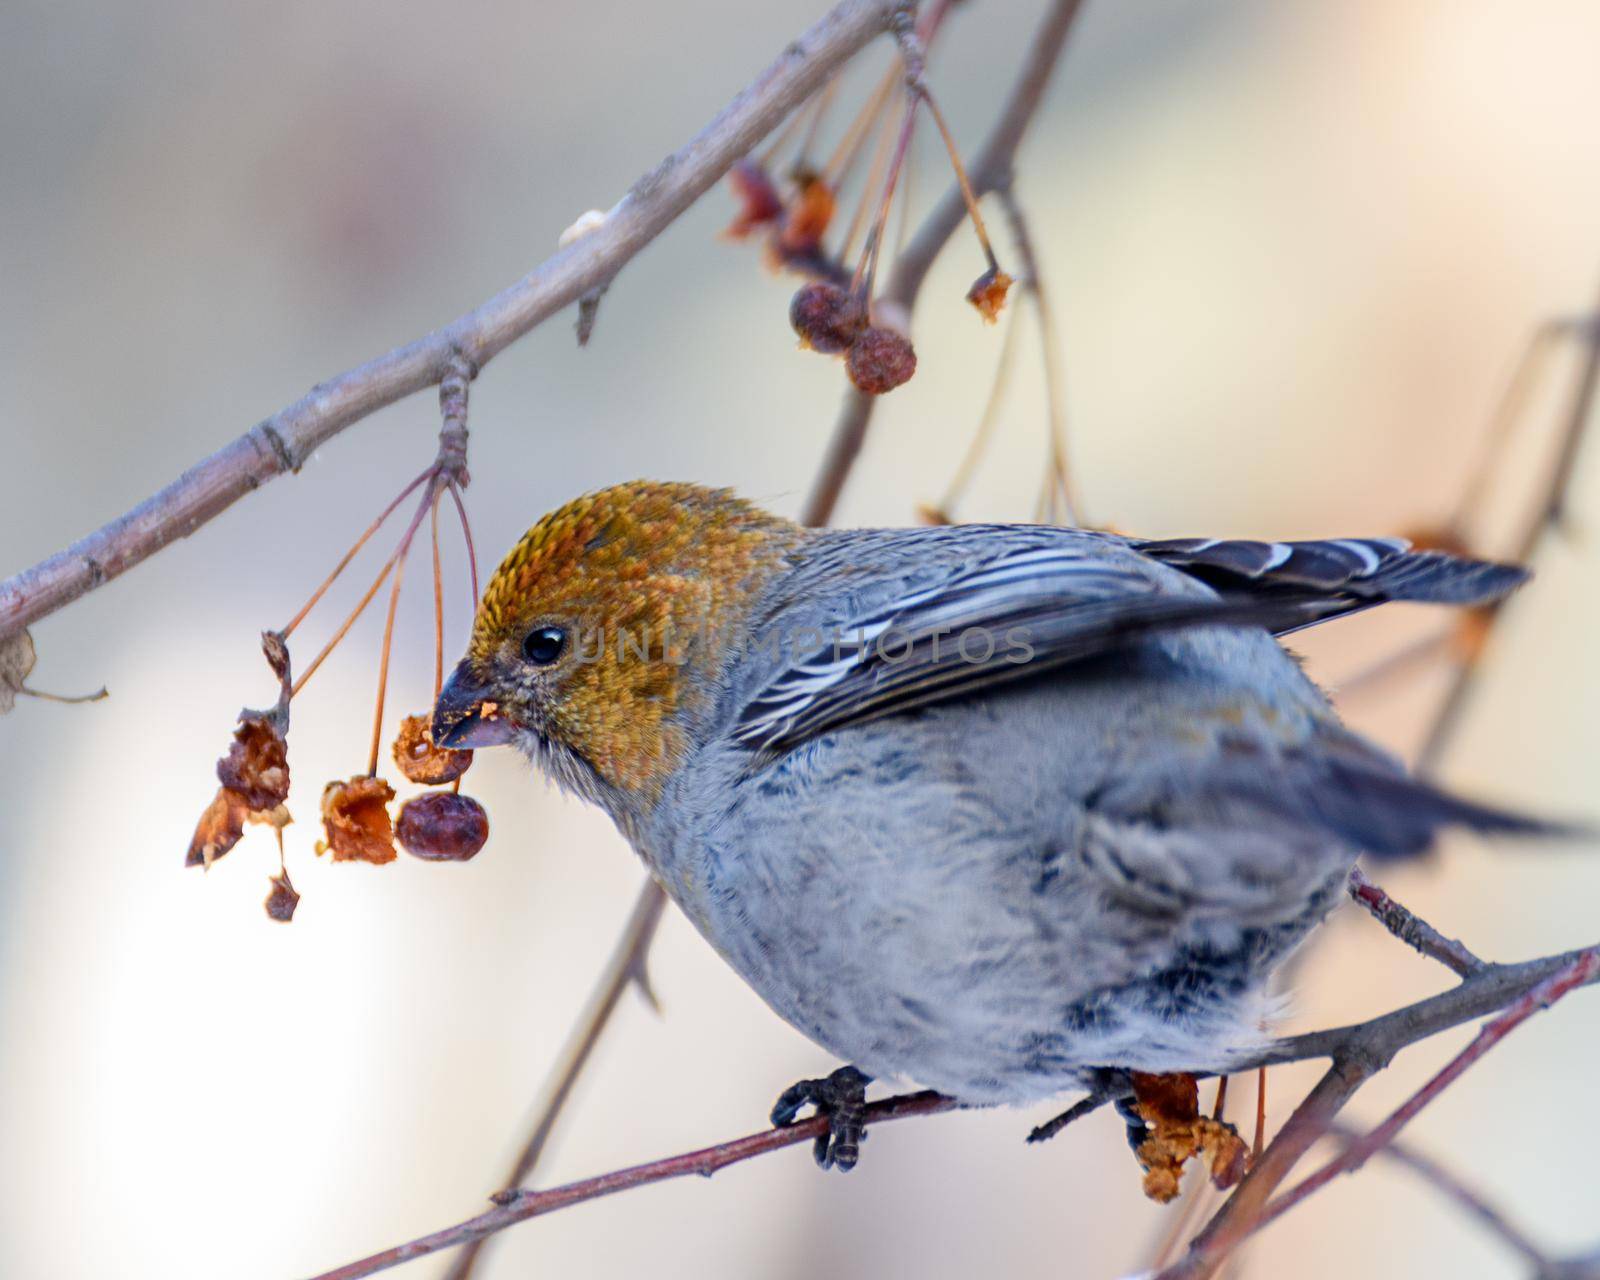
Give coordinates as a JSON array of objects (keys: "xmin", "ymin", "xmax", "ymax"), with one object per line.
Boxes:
[{"xmin": 434, "ymin": 481, "xmax": 803, "ymax": 802}]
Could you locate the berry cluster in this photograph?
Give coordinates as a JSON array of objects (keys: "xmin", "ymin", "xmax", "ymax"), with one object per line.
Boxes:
[
  {"xmin": 186, "ymin": 372, "xmax": 489, "ymax": 921},
  {"xmin": 722, "ymin": 2, "xmax": 1011, "ymax": 397}
]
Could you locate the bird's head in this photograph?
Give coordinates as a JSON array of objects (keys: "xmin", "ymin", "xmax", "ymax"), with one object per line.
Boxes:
[{"xmin": 433, "ymin": 481, "xmax": 802, "ymax": 808}]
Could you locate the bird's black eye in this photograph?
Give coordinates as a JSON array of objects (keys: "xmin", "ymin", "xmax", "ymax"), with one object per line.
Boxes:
[{"xmin": 522, "ymin": 626, "xmax": 567, "ymax": 665}]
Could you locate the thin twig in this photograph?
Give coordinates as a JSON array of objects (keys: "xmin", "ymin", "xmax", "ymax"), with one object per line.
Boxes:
[
  {"xmin": 1154, "ymin": 944, "xmax": 1600, "ymax": 1280},
  {"xmin": 0, "ymin": 0, "xmax": 906, "ymax": 644},
  {"xmin": 437, "ymin": 879, "xmax": 667, "ymax": 1280},
  {"xmin": 1259, "ymin": 949, "xmax": 1599, "ymax": 1231},
  {"xmin": 1346, "ymin": 866, "xmax": 1486, "ymax": 977},
  {"xmin": 1328, "ymin": 1124, "xmax": 1555, "ymax": 1272},
  {"xmin": 308, "ymin": 1091, "xmax": 957, "ymax": 1280},
  {"xmin": 997, "ymin": 186, "xmax": 1080, "ymax": 526},
  {"xmin": 308, "ymin": 925, "xmax": 1599, "ymax": 1280}
]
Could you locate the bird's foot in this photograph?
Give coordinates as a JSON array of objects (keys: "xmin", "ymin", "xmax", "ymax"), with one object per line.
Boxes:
[{"xmin": 770, "ymin": 1065, "xmax": 871, "ymax": 1171}]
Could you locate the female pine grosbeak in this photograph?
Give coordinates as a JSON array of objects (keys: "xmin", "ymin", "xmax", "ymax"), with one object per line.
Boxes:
[{"xmin": 434, "ymin": 481, "xmax": 1546, "ymax": 1169}]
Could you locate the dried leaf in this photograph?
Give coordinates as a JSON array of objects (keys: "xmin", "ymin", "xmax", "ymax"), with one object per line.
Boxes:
[
  {"xmin": 217, "ymin": 712, "xmax": 291, "ymax": 810},
  {"xmin": 1129, "ymin": 1072, "xmax": 1250, "ymax": 1203},
  {"xmin": 264, "ymin": 869, "xmax": 300, "ymax": 922},
  {"xmin": 392, "ymin": 713, "xmax": 473, "ymax": 785},
  {"xmin": 724, "ymin": 159, "xmax": 784, "ymax": 239},
  {"xmin": 397, "ymin": 792, "xmax": 490, "ymax": 862},
  {"xmin": 966, "ymin": 268, "xmax": 1013, "ymax": 323},
  {"xmin": 317, "ymin": 776, "xmax": 397, "ymax": 864},
  {"xmin": 187, "ymin": 787, "xmax": 249, "ymax": 868},
  {"xmin": 0, "ymin": 629, "xmax": 35, "ymax": 716},
  {"xmin": 777, "ymin": 173, "xmax": 836, "ymax": 256}
]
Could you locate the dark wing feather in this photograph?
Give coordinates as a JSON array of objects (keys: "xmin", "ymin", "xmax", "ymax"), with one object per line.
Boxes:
[
  {"xmin": 734, "ymin": 544, "xmax": 1289, "ymax": 753},
  {"xmin": 1135, "ymin": 536, "xmax": 1528, "ymax": 634}
]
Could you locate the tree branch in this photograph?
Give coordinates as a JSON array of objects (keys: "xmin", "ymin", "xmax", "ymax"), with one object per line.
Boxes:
[
  {"xmin": 1346, "ymin": 866, "xmax": 1485, "ymax": 977},
  {"xmin": 303, "ymin": 919, "xmax": 1597, "ymax": 1280},
  {"xmin": 0, "ymin": 0, "xmax": 906, "ymax": 644},
  {"xmin": 306, "ymin": 1091, "xmax": 957, "ymax": 1280}
]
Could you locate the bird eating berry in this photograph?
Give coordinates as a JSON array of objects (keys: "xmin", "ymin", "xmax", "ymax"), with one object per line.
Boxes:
[{"xmin": 434, "ymin": 481, "xmax": 1554, "ymax": 1171}]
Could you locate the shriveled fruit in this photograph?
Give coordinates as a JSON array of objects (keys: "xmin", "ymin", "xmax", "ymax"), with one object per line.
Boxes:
[
  {"xmin": 318, "ymin": 776, "xmax": 397, "ymax": 864},
  {"xmin": 790, "ymin": 282, "xmax": 866, "ymax": 354},
  {"xmin": 846, "ymin": 327, "xmax": 917, "ymax": 395},
  {"xmin": 397, "ymin": 792, "xmax": 489, "ymax": 862},
  {"xmin": 392, "ymin": 713, "xmax": 472, "ymax": 785}
]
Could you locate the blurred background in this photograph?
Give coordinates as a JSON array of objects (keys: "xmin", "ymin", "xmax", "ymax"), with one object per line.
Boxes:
[{"xmin": 2, "ymin": 1, "xmax": 1598, "ymax": 1276}]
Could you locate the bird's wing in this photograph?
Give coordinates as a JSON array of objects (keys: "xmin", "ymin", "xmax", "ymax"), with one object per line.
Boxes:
[
  {"xmin": 733, "ymin": 539, "xmax": 1281, "ymax": 753},
  {"xmin": 733, "ymin": 529, "xmax": 1530, "ymax": 755},
  {"xmin": 1133, "ymin": 535, "xmax": 1528, "ymax": 635}
]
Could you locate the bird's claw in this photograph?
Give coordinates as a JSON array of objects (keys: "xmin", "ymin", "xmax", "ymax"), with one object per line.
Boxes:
[{"xmin": 770, "ymin": 1065, "xmax": 871, "ymax": 1171}]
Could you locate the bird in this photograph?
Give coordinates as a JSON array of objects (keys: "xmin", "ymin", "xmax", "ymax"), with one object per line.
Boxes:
[{"xmin": 433, "ymin": 480, "xmax": 1549, "ymax": 1171}]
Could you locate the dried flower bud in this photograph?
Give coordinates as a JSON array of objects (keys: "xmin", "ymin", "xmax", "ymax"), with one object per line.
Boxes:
[
  {"xmin": 187, "ymin": 787, "xmax": 248, "ymax": 868},
  {"xmin": 317, "ymin": 776, "xmax": 397, "ymax": 865},
  {"xmin": 397, "ymin": 792, "xmax": 490, "ymax": 862},
  {"xmin": 264, "ymin": 869, "xmax": 300, "ymax": 922},
  {"xmin": 392, "ymin": 713, "xmax": 473, "ymax": 785},
  {"xmin": 217, "ymin": 711, "xmax": 290, "ymax": 810},
  {"xmin": 789, "ymin": 282, "xmax": 866, "ymax": 354},
  {"xmin": 724, "ymin": 159, "xmax": 784, "ymax": 239},
  {"xmin": 846, "ymin": 327, "xmax": 917, "ymax": 395},
  {"xmin": 778, "ymin": 173, "xmax": 837, "ymax": 256},
  {"xmin": 966, "ymin": 268, "xmax": 1013, "ymax": 323}
]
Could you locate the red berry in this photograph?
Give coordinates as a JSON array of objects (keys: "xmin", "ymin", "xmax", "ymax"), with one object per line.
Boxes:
[
  {"xmin": 846, "ymin": 327, "xmax": 917, "ymax": 394},
  {"xmin": 397, "ymin": 792, "xmax": 489, "ymax": 862}
]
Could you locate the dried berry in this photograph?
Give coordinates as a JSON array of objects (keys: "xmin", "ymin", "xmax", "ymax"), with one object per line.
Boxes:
[
  {"xmin": 187, "ymin": 787, "xmax": 248, "ymax": 868},
  {"xmin": 966, "ymin": 267, "xmax": 1014, "ymax": 323},
  {"xmin": 397, "ymin": 792, "xmax": 489, "ymax": 862},
  {"xmin": 264, "ymin": 869, "xmax": 300, "ymax": 922},
  {"xmin": 846, "ymin": 327, "xmax": 917, "ymax": 395},
  {"xmin": 789, "ymin": 282, "xmax": 865, "ymax": 354},
  {"xmin": 217, "ymin": 711, "xmax": 290, "ymax": 810},
  {"xmin": 317, "ymin": 776, "xmax": 397, "ymax": 864},
  {"xmin": 724, "ymin": 159, "xmax": 784, "ymax": 239},
  {"xmin": 1128, "ymin": 1072, "xmax": 1250, "ymax": 1203},
  {"xmin": 778, "ymin": 173, "xmax": 837, "ymax": 256},
  {"xmin": 392, "ymin": 712, "xmax": 472, "ymax": 785}
]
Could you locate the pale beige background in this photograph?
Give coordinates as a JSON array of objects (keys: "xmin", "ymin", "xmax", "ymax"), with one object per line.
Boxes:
[{"xmin": 2, "ymin": 3, "xmax": 1598, "ymax": 1278}]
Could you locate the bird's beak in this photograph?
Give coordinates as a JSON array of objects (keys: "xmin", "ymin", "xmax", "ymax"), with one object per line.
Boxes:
[{"xmin": 432, "ymin": 661, "xmax": 519, "ymax": 749}]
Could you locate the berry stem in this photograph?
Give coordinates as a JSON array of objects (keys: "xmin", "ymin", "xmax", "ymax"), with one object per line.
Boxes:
[
  {"xmin": 447, "ymin": 479, "xmax": 480, "ymax": 610},
  {"xmin": 836, "ymin": 85, "xmax": 902, "ymax": 266},
  {"xmin": 821, "ymin": 63, "xmax": 898, "ymax": 188},
  {"xmin": 853, "ymin": 94, "xmax": 919, "ymax": 301},
  {"xmin": 937, "ymin": 287, "xmax": 1022, "ymax": 515},
  {"xmin": 430, "ymin": 488, "xmax": 444, "ymax": 703},
  {"xmin": 366, "ymin": 487, "xmax": 434, "ymax": 777},
  {"xmin": 280, "ymin": 467, "xmax": 432, "ymax": 639},
  {"xmin": 917, "ymin": 88, "xmax": 1001, "ymax": 273}
]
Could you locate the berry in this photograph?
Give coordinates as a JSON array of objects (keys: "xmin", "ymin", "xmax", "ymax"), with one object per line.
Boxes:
[
  {"xmin": 790, "ymin": 282, "xmax": 865, "ymax": 354},
  {"xmin": 397, "ymin": 792, "xmax": 489, "ymax": 862},
  {"xmin": 846, "ymin": 327, "xmax": 917, "ymax": 394}
]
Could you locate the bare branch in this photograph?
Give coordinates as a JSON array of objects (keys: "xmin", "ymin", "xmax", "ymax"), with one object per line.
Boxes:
[
  {"xmin": 303, "ymin": 921, "xmax": 1598, "ymax": 1280},
  {"xmin": 438, "ymin": 879, "xmax": 667, "ymax": 1280},
  {"xmin": 305, "ymin": 1091, "xmax": 956, "ymax": 1280},
  {"xmin": 1154, "ymin": 946, "xmax": 1600, "ymax": 1280},
  {"xmin": 0, "ymin": 0, "xmax": 906, "ymax": 643}
]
